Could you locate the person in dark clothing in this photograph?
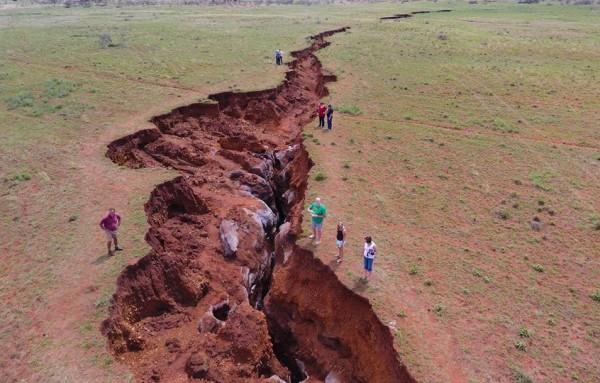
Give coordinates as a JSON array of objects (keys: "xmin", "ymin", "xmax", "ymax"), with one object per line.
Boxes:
[
  {"xmin": 336, "ymin": 221, "xmax": 346, "ymax": 263},
  {"xmin": 275, "ymin": 49, "xmax": 283, "ymax": 65},
  {"xmin": 318, "ymin": 102, "xmax": 326, "ymax": 128},
  {"xmin": 326, "ymin": 104, "xmax": 334, "ymax": 130}
]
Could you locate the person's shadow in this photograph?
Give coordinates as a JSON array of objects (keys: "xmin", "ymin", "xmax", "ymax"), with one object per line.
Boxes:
[
  {"xmin": 327, "ymin": 258, "xmax": 341, "ymax": 271},
  {"xmin": 93, "ymin": 253, "xmax": 112, "ymax": 265},
  {"xmin": 351, "ymin": 277, "xmax": 368, "ymax": 294}
]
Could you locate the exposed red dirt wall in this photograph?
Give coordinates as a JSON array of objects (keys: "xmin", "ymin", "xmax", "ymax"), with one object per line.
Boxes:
[{"xmin": 102, "ymin": 28, "xmax": 416, "ymax": 383}]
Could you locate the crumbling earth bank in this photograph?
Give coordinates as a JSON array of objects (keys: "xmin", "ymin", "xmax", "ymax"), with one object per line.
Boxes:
[{"xmin": 102, "ymin": 28, "xmax": 416, "ymax": 383}]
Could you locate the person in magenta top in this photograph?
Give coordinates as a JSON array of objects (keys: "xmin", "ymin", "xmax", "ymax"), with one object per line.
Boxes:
[
  {"xmin": 99, "ymin": 208, "xmax": 123, "ymax": 256},
  {"xmin": 318, "ymin": 103, "xmax": 327, "ymax": 128}
]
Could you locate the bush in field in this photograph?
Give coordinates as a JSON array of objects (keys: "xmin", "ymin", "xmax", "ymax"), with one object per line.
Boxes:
[
  {"xmin": 337, "ymin": 105, "xmax": 362, "ymax": 116},
  {"xmin": 44, "ymin": 79, "xmax": 77, "ymax": 98},
  {"xmin": 6, "ymin": 91, "xmax": 34, "ymax": 109},
  {"xmin": 314, "ymin": 172, "xmax": 327, "ymax": 181},
  {"xmin": 98, "ymin": 33, "xmax": 113, "ymax": 48}
]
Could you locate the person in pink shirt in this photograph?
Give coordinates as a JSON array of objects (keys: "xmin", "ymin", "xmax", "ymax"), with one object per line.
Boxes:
[{"xmin": 99, "ymin": 208, "xmax": 123, "ymax": 256}]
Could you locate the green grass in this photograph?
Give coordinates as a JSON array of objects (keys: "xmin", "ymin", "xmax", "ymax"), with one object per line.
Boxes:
[
  {"xmin": 337, "ymin": 104, "xmax": 362, "ymax": 115},
  {"xmin": 43, "ymin": 79, "xmax": 78, "ymax": 98},
  {"xmin": 314, "ymin": 171, "xmax": 327, "ymax": 181},
  {"xmin": 6, "ymin": 91, "xmax": 35, "ymax": 109},
  {"xmin": 514, "ymin": 340, "xmax": 527, "ymax": 352},
  {"xmin": 512, "ymin": 369, "xmax": 534, "ymax": 383},
  {"xmin": 8, "ymin": 172, "xmax": 32, "ymax": 182},
  {"xmin": 304, "ymin": 3, "xmax": 600, "ymax": 382},
  {"xmin": 532, "ymin": 264, "xmax": 545, "ymax": 273},
  {"xmin": 2, "ymin": 3, "xmax": 600, "ymax": 383},
  {"xmin": 529, "ymin": 171, "xmax": 554, "ymax": 192},
  {"xmin": 519, "ymin": 327, "xmax": 531, "ymax": 338}
]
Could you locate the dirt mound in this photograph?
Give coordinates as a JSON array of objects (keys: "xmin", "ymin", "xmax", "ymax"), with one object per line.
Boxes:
[{"xmin": 102, "ymin": 27, "xmax": 416, "ymax": 383}]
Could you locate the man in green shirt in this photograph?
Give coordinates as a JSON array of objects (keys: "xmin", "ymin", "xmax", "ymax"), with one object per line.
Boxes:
[{"xmin": 308, "ymin": 197, "xmax": 327, "ymax": 245}]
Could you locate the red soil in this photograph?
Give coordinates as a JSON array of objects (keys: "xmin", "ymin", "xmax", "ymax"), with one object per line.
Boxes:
[{"xmin": 102, "ymin": 28, "xmax": 416, "ymax": 382}]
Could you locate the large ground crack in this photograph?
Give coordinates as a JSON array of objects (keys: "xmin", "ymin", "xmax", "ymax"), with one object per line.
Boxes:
[{"xmin": 102, "ymin": 28, "xmax": 416, "ymax": 383}]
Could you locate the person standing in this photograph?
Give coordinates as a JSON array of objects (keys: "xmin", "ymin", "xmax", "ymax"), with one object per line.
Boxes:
[
  {"xmin": 307, "ymin": 197, "xmax": 327, "ymax": 245},
  {"xmin": 336, "ymin": 221, "xmax": 346, "ymax": 263},
  {"xmin": 318, "ymin": 102, "xmax": 327, "ymax": 128},
  {"xmin": 362, "ymin": 236, "xmax": 376, "ymax": 281},
  {"xmin": 100, "ymin": 208, "xmax": 123, "ymax": 256},
  {"xmin": 326, "ymin": 104, "xmax": 334, "ymax": 130},
  {"xmin": 275, "ymin": 49, "xmax": 283, "ymax": 65}
]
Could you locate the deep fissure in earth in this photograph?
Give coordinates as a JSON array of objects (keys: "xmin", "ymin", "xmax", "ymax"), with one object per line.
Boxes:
[{"xmin": 102, "ymin": 28, "xmax": 416, "ymax": 383}]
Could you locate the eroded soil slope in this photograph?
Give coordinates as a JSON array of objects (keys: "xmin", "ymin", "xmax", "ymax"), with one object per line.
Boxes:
[{"xmin": 102, "ymin": 28, "xmax": 416, "ymax": 383}]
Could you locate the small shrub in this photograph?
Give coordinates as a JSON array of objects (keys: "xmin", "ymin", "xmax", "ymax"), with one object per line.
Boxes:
[
  {"xmin": 512, "ymin": 369, "xmax": 533, "ymax": 383},
  {"xmin": 514, "ymin": 340, "xmax": 527, "ymax": 351},
  {"xmin": 433, "ymin": 304, "xmax": 444, "ymax": 317},
  {"xmin": 98, "ymin": 33, "xmax": 114, "ymax": 49},
  {"xmin": 472, "ymin": 269, "xmax": 483, "ymax": 277},
  {"xmin": 314, "ymin": 172, "xmax": 327, "ymax": 182},
  {"xmin": 6, "ymin": 91, "xmax": 34, "ymax": 109},
  {"xmin": 338, "ymin": 105, "xmax": 362, "ymax": 116},
  {"xmin": 529, "ymin": 171, "xmax": 553, "ymax": 191},
  {"xmin": 532, "ymin": 264, "xmax": 544, "ymax": 273},
  {"xmin": 547, "ymin": 318, "xmax": 557, "ymax": 326},
  {"xmin": 497, "ymin": 210, "xmax": 511, "ymax": 220},
  {"xmin": 10, "ymin": 172, "xmax": 32, "ymax": 182},
  {"xmin": 43, "ymin": 79, "xmax": 77, "ymax": 98},
  {"xmin": 397, "ymin": 309, "xmax": 407, "ymax": 318},
  {"xmin": 437, "ymin": 32, "xmax": 448, "ymax": 41},
  {"xmin": 493, "ymin": 118, "xmax": 519, "ymax": 133},
  {"xmin": 342, "ymin": 163, "xmax": 351, "ymax": 169},
  {"xmin": 424, "ymin": 280, "xmax": 434, "ymax": 286},
  {"xmin": 409, "ymin": 265, "xmax": 419, "ymax": 275},
  {"xmin": 590, "ymin": 290, "xmax": 600, "ymax": 303},
  {"xmin": 519, "ymin": 327, "xmax": 531, "ymax": 338}
]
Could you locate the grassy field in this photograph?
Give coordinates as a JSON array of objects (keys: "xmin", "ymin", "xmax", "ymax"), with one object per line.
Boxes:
[
  {"xmin": 0, "ymin": 2, "xmax": 598, "ymax": 383},
  {"xmin": 303, "ymin": 2, "xmax": 600, "ymax": 383}
]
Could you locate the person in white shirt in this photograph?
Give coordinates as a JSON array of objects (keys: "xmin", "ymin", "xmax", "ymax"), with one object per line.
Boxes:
[
  {"xmin": 363, "ymin": 236, "xmax": 376, "ymax": 281},
  {"xmin": 275, "ymin": 49, "xmax": 283, "ymax": 65}
]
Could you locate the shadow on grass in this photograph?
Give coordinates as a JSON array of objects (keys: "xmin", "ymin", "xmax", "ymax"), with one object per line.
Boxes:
[
  {"xmin": 351, "ymin": 277, "xmax": 368, "ymax": 294},
  {"xmin": 93, "ymin": 253, "xmax": 113, "ymax": 265}
]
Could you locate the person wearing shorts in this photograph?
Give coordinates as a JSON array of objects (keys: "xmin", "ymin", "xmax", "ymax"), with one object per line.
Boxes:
[
  {"xmin": 363, "ymin": 236, "xmax": 376, "ymax": 281},
  {"xmin": 307, "ymin": 197, "xmax": 327, "ymax": 245},
  {"xmin": 336, "ymin": 221, "xmax": 346, "ymax": 263},
  {"xmin": 99, "ymin": 208, "xmax": 123, "ymax": 256}
]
